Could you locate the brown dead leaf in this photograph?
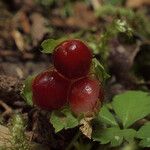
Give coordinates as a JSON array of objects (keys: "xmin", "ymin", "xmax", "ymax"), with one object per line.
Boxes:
[
  {"xmin": 66, "ymin": 2, "xmax": 97, "ymax": 28},
  {"xmin": 12, "ymin": 11, "xmax": 30, "ymax": 34},
  {"xmin": 11, "ymin": 30, "xmax": 25, "ymax": 52},
  {"xmin": 19, "ymin": 12, "xmax": 30, "ymax": 34},
  {"xmin": 79, "ymin": 117, "xmax": 93, "ymax": 139},
  {"xmin": 126, "ymin": 0, "xmax": 150, "ymax": 8},
  {"xmin": 51, "ymin": 2, "xmax": 97, "ymax": 29},
  {"xmin": 90, "ymin": 0, "xmax": 102, "ymax": 10},
  {"xmin": 30, "ymin": 13, "xmax": 48, "ymax": 46},
  {"xmin": 79, "ymin": 99, "xmax": 102, "ymax": 139},
  {"xmin": 0, "ymin": 125, "xmax": 11, "ymax": 147}
]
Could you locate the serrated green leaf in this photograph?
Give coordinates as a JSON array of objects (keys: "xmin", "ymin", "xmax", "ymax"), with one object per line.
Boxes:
[
  {"xmin": 50, "ymin": 108, "xmax": 79, "ymax": 133},
  {"xmin": 112, "ymin": 91, "xmax": 150, "ymax": 128},
  {"xmin": 98, "ymin": 105, "xmax": 118, "ymax": 126},
  {"xmin": 92, "ymin": 127, "xmax": 123, "ymax": 147},
  {"xmin": 41, "ymin": 39, "xmax": 64, "ymax": 54},
  {"xmin": 122, "ymin": 129, "xmax": 136, "ymax": 143},
  {"xmin": 62, "ymin": 109, "xmax": 79, "ymax": 129},
  {"xmin": 50, "ymin": 111, "xmax": 66, "ymax": 132},
  {"xmin": 136, "ymin": 122, "xmax": 150, "ymax": 147},
  {"xmin": 136, "ymin": 122, "xmax": 150, "ymax": 138},
  {"xmin": 139, "ymin": 139, "xmax": 150, "ymax": 148},
  {"xmin": 92, "ymin": 58, "xmax": 110, "ymax": 81},
  {"xmin": 21, "ymin": 76, "xmax": 35, "ymax": 106},
  {"xmin": 92, "ymin": 127, "xmax": 137, "ymax": 147}
]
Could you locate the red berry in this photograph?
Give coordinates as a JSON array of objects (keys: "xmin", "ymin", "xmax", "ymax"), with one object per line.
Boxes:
[
  {"xmin": 69, "ymin": 77, "xmax": 103, "ymax": 115},
  {"xmin": 32, "ymin": 70, "xmax": 70, "ymax": 110},
  {"xmin": 53, "ymin": 39, "xmax": 92, "ymax": 79}
]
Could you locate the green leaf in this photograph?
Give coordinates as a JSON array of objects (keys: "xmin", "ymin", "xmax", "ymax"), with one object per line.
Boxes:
[
  {"xmin": 92, "ymin": 127, "xmax": 137, "ymax": 147},
  {"xmin": 88, "ymin": 42, "xmax": 99, "ymax": 55},
  {"xmin": 21, "ymin": 76, "xmax": 35, "ymax": 106},
  {"xmin": 112, "ymin": 91, "xmax": 150, "ymax": 128},
  {"xmin": 50, "ymin": 108, "xmax": 79, "ymax": 133},
  {"xmin": 98, "ymin": 105, "xmax": 118, "ymax": 126},
  {"xmin": 122, "ymin": 129, "xmax": 136, "ymax": 143},
  {"xmin": 92, "ymin": 58, "xmax": 110, "ymax": 81},
  {"xmin": 136, "ymin": 122, "xmax": 150, "ymax": 147},
  {"xmin": 41, "ymin": 39, "xmax": 65, "ymax": 54},
  {"xmin": 104, "ymin": 0, "xmax": 124, "ymax": 5},
  {"xmin": 61, "ymin": 109, "xmax": 79, "ymax": 130},
  {"xmin": 92, "ymin": 127, "xmax": 123, "ymax": 147},
  {"xmin": 50, "ymin": 111, "xmax": 65, "ymax": 132}
]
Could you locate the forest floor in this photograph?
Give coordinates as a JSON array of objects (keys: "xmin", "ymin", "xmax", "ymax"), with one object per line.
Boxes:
[{"xmin": 0, "ymin": 0, "xmax": 150, "ymax": 150}]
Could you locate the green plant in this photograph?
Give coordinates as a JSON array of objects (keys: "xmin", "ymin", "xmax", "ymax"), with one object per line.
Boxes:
[
  {"xmin": 23, "ymin": 77, "xmax": 150, "ymax": 149},
  {"xmin": 92, "ymin": 91, "xmax": 150, "ymax": 148},
  {"xmin": 95, "ymin": 5, "xmax": 150, "ymax": 38},
  {"xmin": 22, "ymin": 37, "xmax": 108, "ymax": 132},
  {"xmin": 88, "ymin": 19, "xmax": 133, "ymax": 62},
  {"xmin": 50, "ymin": 91, "xmax": 150, "ymax": 149},
  {"xmin": 21, "ymin": 35, "xmax": 150, "ymax": 150},
  {"xmin": 0, "ymin": 114, "xmax": 30, "ymax": 150},
  {"xmin": 10, "ymin": 114, "xmax": 30, "ymax": 150}
]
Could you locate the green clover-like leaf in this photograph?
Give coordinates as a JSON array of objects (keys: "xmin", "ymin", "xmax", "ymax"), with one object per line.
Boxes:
[
  {"xmin": 92, "ymin": 127, "xmax": 123, "ymax": 147},
  {"xmin": 98, "ymin": 105, "xmax": 118, "ymax": 127},
  {"xmin": 112, "ymin": 91, "xmax": 150, "ymax": 128},
  {"xmin": 50, "ymin": 108, "xmax": 79, "ymax": 133},
  {"xmin": 122, "ymin": 129, "xmax": 136, "ymax": 143},
  {"xmin": 136, "ymin": 122, "xmax": 150, "ymax": 147},
  {"xmin": 92, "ymin": 127, "xmax": 136, "ymax": 147}
]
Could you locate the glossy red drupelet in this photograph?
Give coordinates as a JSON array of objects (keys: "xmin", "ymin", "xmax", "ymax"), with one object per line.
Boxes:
[
  {"xmin": 53, "ymin": 39, "xmax": 92, "ymax": 79},
  {"xmin": 69, "ymin": 77, "xmax": 103, "ymax": 115},
  {"xmin": 32, "ymin": 70, "xmax": 70, "ymax": 110}
]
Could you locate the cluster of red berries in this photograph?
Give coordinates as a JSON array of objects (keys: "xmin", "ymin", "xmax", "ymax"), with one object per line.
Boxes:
[{"xmin": 32, "ymin": 39, "xmax": 104, "ymax": 115}]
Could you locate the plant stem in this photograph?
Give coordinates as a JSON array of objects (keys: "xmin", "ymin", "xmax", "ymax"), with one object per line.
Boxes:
[{"xmin": 65, "ymin": 131, "xmax": 80, "ymax": 150}]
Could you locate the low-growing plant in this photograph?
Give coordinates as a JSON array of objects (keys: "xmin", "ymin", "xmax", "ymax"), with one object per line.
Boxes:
[
  {"xmin": 21, "ymin": 34, "xmax": 150, "ymax": 149},
  {"xmin": 95, "ymin": 5, "xmax": 150, "ymax": 39},
  {"xmin": 0, "ymin": 114, "xmax": 30, "ymax": 150}
]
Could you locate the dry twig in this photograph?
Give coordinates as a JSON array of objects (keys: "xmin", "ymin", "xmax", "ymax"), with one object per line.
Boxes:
[{"xmin": 0, "ymin": 100, "xmax": 12, "ymax": 117}]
